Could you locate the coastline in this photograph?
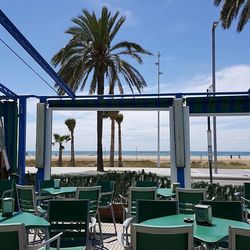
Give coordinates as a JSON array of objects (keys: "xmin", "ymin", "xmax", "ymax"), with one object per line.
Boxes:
[{"xmin": 25, "ymin": 155, "xmax": 250, "ymax": 168}]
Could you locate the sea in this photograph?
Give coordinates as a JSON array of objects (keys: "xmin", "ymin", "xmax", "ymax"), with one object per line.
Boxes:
[{"xmin": 26, "ymin": 150, "xmax": 250, "ymax": 157}]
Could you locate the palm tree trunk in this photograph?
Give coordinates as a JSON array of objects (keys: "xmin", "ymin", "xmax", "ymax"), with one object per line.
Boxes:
[
  {"xmin": 97, "ymin": 111, "xmax": 104, "ymax": 171},
  {"xmin": 70, "ymin": 131, "xmax": 75, "ymax": 166},
  {"xmin": 118, "ymin": 123, "xmax": 123, "ymax": 167},
  {"xmin": 97, "ymin": 69, "xmax": 104, "ymax": 172},
  {"xmin": 110, "ymin": 118, "xmax": 115, "ymax": 167},
  {"xmin": 58, "ymin": 144, "xmax": 63, "ymax": 167}
]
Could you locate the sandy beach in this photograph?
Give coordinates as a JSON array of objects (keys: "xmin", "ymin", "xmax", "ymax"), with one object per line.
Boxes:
[{"xmin": 25, "ymin": 155, "xmax": 250, "ymax": 169}]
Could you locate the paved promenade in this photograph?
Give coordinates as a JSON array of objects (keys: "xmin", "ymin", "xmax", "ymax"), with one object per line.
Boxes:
[{"xmin": 26, "ymin": 167, "xmax": 250, "ymax": 185}]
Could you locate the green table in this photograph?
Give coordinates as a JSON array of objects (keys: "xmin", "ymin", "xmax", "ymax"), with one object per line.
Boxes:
[
  {"xmin": 41, "ymin": 187, "xmax": 77, "ymax": 197},
  {"xmin": 141, "ymin": 214, "xmax": 250, "ymax": 245},
  {"xmin": 0, "ymin": 212, "xmax": 50, "ymax": 229},
  {"xmin": 157, "ymin": 188, "xmax": 175, "ymax": 198}
]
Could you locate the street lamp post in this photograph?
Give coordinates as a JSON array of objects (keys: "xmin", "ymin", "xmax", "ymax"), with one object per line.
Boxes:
[
  {"xmin": 207, "ymin": 87, "xmax": 213, "ymax": 183},
  {"xmin": 156, "ymin": 52, "xmax": 163, "ymax": 168},
  {"xmin": 212, "ymin": 21, "xmax": 219, "ymax": 174}
]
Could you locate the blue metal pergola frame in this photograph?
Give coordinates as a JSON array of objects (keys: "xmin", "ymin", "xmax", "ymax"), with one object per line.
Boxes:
[{"xmin": 0, "ymin": 9, "xmax": 75, "ymax": 183}]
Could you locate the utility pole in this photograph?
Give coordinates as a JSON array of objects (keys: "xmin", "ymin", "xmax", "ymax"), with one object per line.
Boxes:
[{"xmin": 156, "ymin": 52, "xmax": 163, "ymax": 168}]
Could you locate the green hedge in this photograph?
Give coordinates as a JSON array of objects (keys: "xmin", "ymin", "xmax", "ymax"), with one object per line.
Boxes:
[
  {"xmin": 25, "ymin": 170, "xmax": 243, "ymax": 202},
  {"xmin": 25, "ymin": 169, "xmax": 170, "ymax": 202}
]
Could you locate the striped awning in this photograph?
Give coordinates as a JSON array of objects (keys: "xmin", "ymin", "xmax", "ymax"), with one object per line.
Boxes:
[
  {"xmin": 48, "ymin": 97, "xmax": 174, "ymax": 110},
  {"xmin": 186, "ymin": 95, "xmax": 250, "ymax": 114}
]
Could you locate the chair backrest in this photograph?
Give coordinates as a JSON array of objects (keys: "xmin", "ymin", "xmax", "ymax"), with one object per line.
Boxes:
[
  {"xmin": 135, "ymin": 181, "xmax": 158, "ymax": 188},
  {"xmin": 0, "ymin": 223, "xmax": 26, "ymax": 250},
  {"xmin": 229, "ymin": 226, "xmax": 250, "ymax": 250},
  {"xmin": 97, "ymin": 180, "xmax": 115, "ymax": 193},
  {"xmin": 132, "ymin": 224, "xmax": 193, "ymax": 250},
  {"xmin": 136, "ymin": 200, "xmax": 178, "ymax": 223},
  {"xmin": 129, "ymin": 187, "xmax": 157, "ymax": 219},
  {"xmin": 201, "ymin": 200, "xmax": 243, "ymax": 222},
  {"xmin": 39, "ymin": 179, "xmax": 54, "ymax": 189},
  {"xmin": 0, "ymin": 179, "xmax": 14, "ymax": 210},
  {"xmin": 76, "ymin": 186, "xmax": 101, "ymax": 216},
  {"xmin": 244, "ymin": 183, "xmax": 250, "ymax": 200},
  {"xmin": 176, "ymin": 188, "xmax": 206, "ymax": 214},
  {"xmin": 48, "ymin": 199, "xmax": 89, "ymax": 248},
  {"xmin": 16, "ymin": 184, "xmax": 39, "ymax": 215},
  {"xmin": 97, "ymin": 180, "xmax": 115, "ymax": 205},
  {"xmin": 0, "ymin": 180, "xmax": 13, "ymax": 198}
]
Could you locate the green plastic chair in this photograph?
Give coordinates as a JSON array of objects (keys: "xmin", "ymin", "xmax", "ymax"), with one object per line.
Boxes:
[
  {"xmin": 118, "ymin": 187, "xmax": 157, "ymax": 249},
  {"xmin": 48, "ymin": 199, "xmax": 90, "ymax": 249},
  {"xmin": 97, "ymin": 180, "xmax": 117, "ymax": 235},
  {"xmin": 176, "ymin": 188, "xmax": 206, "ymax": 214},
  {"xmin": 38, "ymin": 179, "xmax": 54, "ymax": 209},
  {"xmin": 128, "ymin": 187, "xmax": 157, "ymax": 219},
  {"xmin": 201, "ymin": 200, "xmax": 244, "ymax": 222},
  {"xmin": 220, "ymin": 226, "xmax": 250, "ymax": 250},
  {"xmin": 16, "ymin": 184, "xmax": 46, "ymax": 217},
  {"xmin": 76, "ymin": 186, "xmax": 103, "ymax": 245},
  {"xmin": 135, "ymin": 181, "xmax": 158, "ymax": 188},
  {"xmin": 136, "ymin": 200, "xmax": 178, "ymax": 223},
  {"xmin": 131, "ymin": 224, "xmax": 193, "ymax": 250},
  {"xmin": 0, "ymin": 179, "xmax": 14, "ymax": 211},
  {"xmin": 0, "ymin": 223, "xmax": 62, "ymax": 250}
]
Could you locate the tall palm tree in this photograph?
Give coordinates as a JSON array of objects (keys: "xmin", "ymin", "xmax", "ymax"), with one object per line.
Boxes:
[
  {"xmin": 51, "ymin": 7, "xmax": 151, "ymax": 172},
  {"xmin": 115, "ymin": 113, "xmax": 124, "ymax": 167},
  {"xmin": 53, "ymin": 134, "xmax": 70, "ymax": 166},
  {"xmin": 65, "ymin": 118, "xmax": 76, "ymax": 166},
  {"xmin": 214, "ymin": 0, "xmax": 250, "ymax": 32}
]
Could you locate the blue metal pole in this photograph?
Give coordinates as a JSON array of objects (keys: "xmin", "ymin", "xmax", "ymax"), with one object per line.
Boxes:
[
  {"xmin": 18, "ymin": 97, "xmax": 27, "ymax": 184},
  {"xmin": 177, "ymin": 168, "xmax": 185, "ymax": 188}
]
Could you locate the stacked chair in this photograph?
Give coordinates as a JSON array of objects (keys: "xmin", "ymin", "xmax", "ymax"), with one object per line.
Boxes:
[
  {"xmin": 118, "ymin": 186, "xmax": 157, "ymax": 248},
  {"xmin": 176, "ymin": 187, "xmax": 206, "ymax": 214}
]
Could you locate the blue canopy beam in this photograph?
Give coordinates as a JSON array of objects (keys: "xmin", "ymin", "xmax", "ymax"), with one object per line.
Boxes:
[
  {"xmin": 0, "ymin": 9, "xmax": 75, "ymax": 99},
  {"xmin": 0, "ymin": 83, "xmax": 18, "ymax": 100}
]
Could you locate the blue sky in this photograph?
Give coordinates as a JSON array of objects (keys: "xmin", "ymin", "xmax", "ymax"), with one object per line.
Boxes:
[{"xmin": 0, "ymin": 1, "xmax": 250, "ymax": 152}]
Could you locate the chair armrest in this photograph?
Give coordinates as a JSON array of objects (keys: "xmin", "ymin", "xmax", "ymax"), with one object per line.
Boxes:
[
  {"xmin": 27, "ymin": 232, "xmax": 62, "ymax": 250},
  {"xmin": 123, "ymin": 216, "xmax": 133, "ymax": 230},
  {"xmin": 241, "ymin": 197, "xmax": 250, "ymax": 203},
  {"xmin": 89, "ymin": 216, "xmax": 97, "ymax": 230},
  {"xmin": 119, "ymin": 194, "xmax": 128, "ymax": 206},
  {"xmin": 234, "ymin": 192, "xmax": 243, "ymax": 200},
  {"xmin": 118, "ymin": 217, "xmax": 134, "ymax": 249}
]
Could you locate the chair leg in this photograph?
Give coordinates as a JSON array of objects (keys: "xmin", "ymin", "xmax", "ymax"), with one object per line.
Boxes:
[
  {"xmin": 110, "ymin": 204, "xmax": 117, "ymax": 235},
  {"xmin": 97, "ymin": 211, "xmax": 103, "ymax": 247}
]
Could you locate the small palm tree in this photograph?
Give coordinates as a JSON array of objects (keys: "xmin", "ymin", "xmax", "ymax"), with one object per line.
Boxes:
[
  {"xmin": 115, "ymin": 113, "xmax": 124, "ymax": 167},
  {"xmin": 214, "ymin": 0, "xmax": 250, "ymax": 32},
  {"xmin": 53, "ymin": 134, "xmax": 70, "ymax": 166},
  {"xmin": 65, "ymin": 118, "xmax": 76, "ymax": 166},
  {"xmin": 51, "ymin": 7, "xmax": 152, "ymax": 172},
  {"xmin": 106, "ymin": 111, "xmax": 119, "ymax": 167}
]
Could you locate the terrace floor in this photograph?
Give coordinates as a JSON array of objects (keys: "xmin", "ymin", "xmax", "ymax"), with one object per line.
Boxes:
[{"xmin": 91, "ymin": 222, "xmax": 123, "ymax": 250}]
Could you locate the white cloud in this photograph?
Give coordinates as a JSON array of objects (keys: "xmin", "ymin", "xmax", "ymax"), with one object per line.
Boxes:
[{"xmin": 168, "ymin": 64, "xmax": 250, "ymax": 93}]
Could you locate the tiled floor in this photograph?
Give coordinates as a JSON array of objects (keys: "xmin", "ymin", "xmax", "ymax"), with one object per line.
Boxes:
[
  {"xmin": 91, "ymin": 223, "xmax": 124, "ymax": 250},
  {"xmin": 30, "ymin": 223, "xmax": 124, "ymax": 250}
]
